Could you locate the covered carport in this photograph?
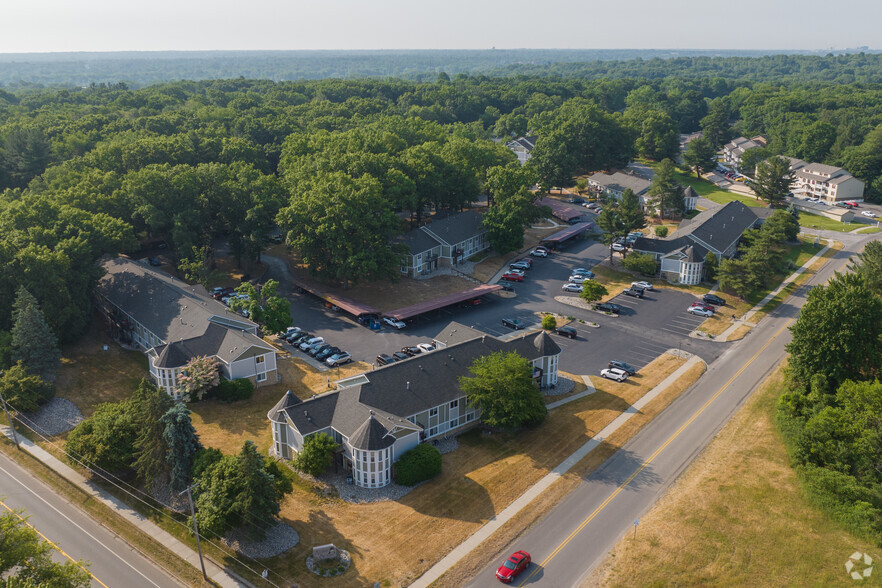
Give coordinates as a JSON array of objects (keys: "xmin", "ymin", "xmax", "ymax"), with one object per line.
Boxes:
[
  {"xmin": 290, "ymin": 278, "xmax": 380, "ymax": 321},
  {"xmin": 384, "ymin": 284, "xmax": 503, "ymax": 322},
  {"xmin": 540, "ymin": 221, "xmax": 594, "ymax": 250}
]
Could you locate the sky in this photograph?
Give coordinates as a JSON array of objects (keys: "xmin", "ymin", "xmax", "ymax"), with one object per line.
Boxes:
[{"xmin": 3, "ymin": 0, "xmax": 881, "ymax": 53}]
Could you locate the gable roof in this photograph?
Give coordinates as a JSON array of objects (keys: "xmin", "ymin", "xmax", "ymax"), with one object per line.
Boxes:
[
  {"xmin": 686, "ymin": 201, "xmax": 759, "ymax": 254},
  {"xmin": 588, "ymin": 171, "xmax": 652, "ymax": 195},
  {"xmin": 151, "ymin": 322, "xmax": 272, "ymax": 368},
  {"xmin": 421, "ymin": 210, "xmax": 486, "ymax": 247},
  {"xmin": 398, "ymin": 227, "xmax": 441, "ymax": 256}
]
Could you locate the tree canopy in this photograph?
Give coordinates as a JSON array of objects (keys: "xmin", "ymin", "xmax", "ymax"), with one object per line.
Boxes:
[{"xmin": 458, "ymin": 351, "xmax": 546, "ymax": 429}]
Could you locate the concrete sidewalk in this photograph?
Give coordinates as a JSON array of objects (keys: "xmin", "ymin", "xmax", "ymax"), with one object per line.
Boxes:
[
  {"xmin": 1, "ymin": 426, "xmax": 251, "ymax": 588},
  {"xmin": 411, "ymin": 352, "xmax": 705, "ymax": 587}
]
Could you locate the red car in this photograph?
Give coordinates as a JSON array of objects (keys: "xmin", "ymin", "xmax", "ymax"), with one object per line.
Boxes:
[
  {"xmin": 690, "ymin": 301, "xmax": 715, "ymax": 312},
  {"xmin": 501, "ymin": 272, "xmax": 524, "ymax": 282},
  {"xmin": 496, "ymin": 550, "xmax": 531, "ymax": 583}
]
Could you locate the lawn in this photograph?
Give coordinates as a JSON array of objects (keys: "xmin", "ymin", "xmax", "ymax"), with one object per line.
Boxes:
[
  {"xmin": 673, "ymin": 170, "xmax": 765, "ymax": 208},
  {"xmin": 590, "ymin": 262, "xmax": 641, "ymax": 300},
  {"xmin": 854, "ymin": 226, "xmax": 882, "ymax": 234},
  {"xmin": 743, "ymin": 237, "xmax": 824, "ymax": 307},
  {"xmin": 589, "ymin": 364, "xmax": 879, "ymax": 588},
  {"xmin": 260, "ymin": 352, "xmax": 700, "ymax": 587},
  {"xmin": 799, "ymin": 211, "xmax": 865, "ymax": 232}
]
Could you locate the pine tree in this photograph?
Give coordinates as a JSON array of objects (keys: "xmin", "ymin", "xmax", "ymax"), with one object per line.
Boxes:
[
  {"xmin": 10, "ymin": 287, "xmax": 60, "ymax": 378},
  {"xmin": 161, "ymin": 403, "xmax": 201, "ymax": 493},
  {"xmin": 131, "ymin": 379, "xmax": 174, "ymax": 490}
]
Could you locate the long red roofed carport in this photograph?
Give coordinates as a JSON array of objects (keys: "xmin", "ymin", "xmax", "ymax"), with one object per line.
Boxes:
[{"xmin": 385, "ymin": 284, "xmax": 503, "ymax": 321}]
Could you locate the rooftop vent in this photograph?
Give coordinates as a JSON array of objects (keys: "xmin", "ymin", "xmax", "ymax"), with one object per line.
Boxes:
[{"xmin": 406, "ymin": 381, "xmax": 410, "ymax": 390}]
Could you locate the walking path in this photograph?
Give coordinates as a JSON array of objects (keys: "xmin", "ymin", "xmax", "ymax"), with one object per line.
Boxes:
[
  {"xmin": 411, "ymin": 353, "xmax": 704, "ymax": 587},
  {"xmin": 0, "ymin": 427, "xmax": 251, "ymax": 588},
  {"xmin": 715, "ymin": 238, "xmax": 831, "ymax": 342}
]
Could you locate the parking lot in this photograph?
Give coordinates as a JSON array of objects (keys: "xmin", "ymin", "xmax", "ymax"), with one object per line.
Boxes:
[{"xmin": 267, "ymin": 237, "xmax": 729, "ymax": 376}]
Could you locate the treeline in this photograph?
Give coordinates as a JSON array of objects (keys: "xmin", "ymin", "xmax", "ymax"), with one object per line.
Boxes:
[{"xmin": 779, "ymin": 243, "xmax": 882, "ymax": 544}]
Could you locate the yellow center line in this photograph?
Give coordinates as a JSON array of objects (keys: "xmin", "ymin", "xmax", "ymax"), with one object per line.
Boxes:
[
  {"xmin": 0, "ymin": 498, "xmax": 110, "ymax": 588},
  {"xmin": 518, "ymin": 319, "xmax": 793, "ymax": 586}
]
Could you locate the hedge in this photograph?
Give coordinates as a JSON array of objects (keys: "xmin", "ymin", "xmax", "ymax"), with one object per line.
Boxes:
[
  {"xmin": 211, "ymin": 378, "xmax": 254, "ymax": 402},
  {"xmin": 393, "ymin": 443, "xmax": 442, "ymax": 486}
]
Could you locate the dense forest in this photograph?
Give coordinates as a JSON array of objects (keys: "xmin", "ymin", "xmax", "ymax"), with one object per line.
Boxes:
[
  {"xmin": 2, "ymin": 54, "xmax": 882, "ymax": 349},
  {"xmin": 0, "ymin": 49, "xmax": 853, "ymax": 88}
]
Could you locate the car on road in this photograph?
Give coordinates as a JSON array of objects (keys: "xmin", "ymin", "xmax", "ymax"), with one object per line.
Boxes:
[
  {"xmin": 568, "ymin": 275, "xmax": 591, "ymax": 283},
  {"xmin": 299, "ymin": 336, "xmax": 325, "ymax": 351},
  {"xmin": 690, "ymin": 301, "xmax": 715, "ymax": 312},
  {"xmin": 509, "ymin": 261, "xmax": 530, "ymax": 271},
  {"xmin": 600, "ymin": 367, "xmax": 629, "ymax": 382},
  {"xmin": 496, "ymin": 550, "xmax": 531, "ymax": 583},
  {"xmin": 326, "ymin": 352, "xmax": 352, "ymax": 366},
  {"xmin": 376, "ymin": 354, "xmax": 397, "ymax": 366},
  {"xmin": 554, "ymin": 325, "xmax": 577, "ymax": 339},
  {"xmin": 502, "ymin": 318, "xmax": 526, "ymax": 330},
  {"xmin": 688, "ymin": 306, "xmax": 714, "ymax": 317},
  {"xmin": 596, "ymin": 302, "xmax": 622, "ymax": 314},
  {"xmin": 401, "ymin": 346, "xmax": 422, "ymax": 357},
  {"xmin": 631, "ymin": 281, "xmax": 653, "ymax": 291},
  {"xmin": 609, "ymin": 360, "xmax": 637, "ymax": 375},
  {"xmin": 862, "ymin": 210, "xmax": 877, "ymax": 218},
  {"xmin": 383, "ymin": 317, "xmax": 406, "ymax": 330},
  {"xmin": 622, "ymin": 287, "xmax": 644, "ymax": 298},
  {"xmin": 530, "ymin": 247, "xmax": 549, "ymax": 257},
  {"xmin": 501, "ymin": 272, "xmax": 524, "ymax": 282},
  {"xmin": 315, "ymin": 346, "xmax": 340, "ymax": 361},
  {"xmin": 703, "ymin": 294, "xmax": 726, "ymax": 306},
  {"xmin": 562, "ymin": 283, "xmax": 584, "ymax": 293}
]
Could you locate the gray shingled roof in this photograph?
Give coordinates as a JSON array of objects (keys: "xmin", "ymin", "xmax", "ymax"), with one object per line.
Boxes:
[
  {"xmin": 152, "ymin": 322, "xmax": 271, "ymax": 368},
  {"xmin": 349, "ymin": 415, "xmax": 396, "ymax": 450},
  {"xmin": 398, "ymin": 228, "xmax": 441, "ymax": 256},
  {"xmin": 687, "ymin": 201, "xmax": 759, "ymax": 254},
  {"xmin": 267, "ymin": 390, "xmax": 302, "ymax": 422},
  {"xmin": 421, "ymin": 210, "xmax": 486, "ymax": 247},
  {"xmin": 588, "ymin": 171, "xmax": 652, "ymax": 195}
]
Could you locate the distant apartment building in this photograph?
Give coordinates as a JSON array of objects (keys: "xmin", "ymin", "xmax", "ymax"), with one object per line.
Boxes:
[
  {"xmin": 505, "ymin": 136, "xmax": 537, "ymax": 165},
  {"xmin": 721, "ymin": 136, "xmax": 768, "ymax": 167},
  {"xmin": 782, "ymin": 158, "xmax": 865, "ymax": 203}
]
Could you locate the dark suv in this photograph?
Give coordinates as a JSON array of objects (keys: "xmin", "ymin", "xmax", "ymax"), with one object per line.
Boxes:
[
  {"xmin": 502, "ymin": 318, "xmax": 526, "ymax": 330},
  {"xmin": 703, "ymin": 294, "xmax": 726, "ymax": 306},
  {"xmin": 596, "ymin": 302, "xmax": 622, "ymax": 314},
  {"xmin": 554, "ymin": 326, "xmax": 577, "ymax": 339},
  {"xmin": 608, "ymin": 360, "xmax": 637, "ymax": 375},
  {"xmin": 376, "ymin": 354, "xmax": 397, "ymax": 366},
  {"xmin": 622, "ymin": 287, "xmax": 644, "ymax": 298}
]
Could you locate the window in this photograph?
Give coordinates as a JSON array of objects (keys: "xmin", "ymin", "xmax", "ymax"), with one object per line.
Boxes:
[
  {"xmin": 449, "ymin": 400, "xmax": 458, "ymax": 409},
  {"xmin": 256, "ymin": 372, "xmax": 267, "ymax": 383},
  {"xmin": 450, "ymin": 418, "xmax": 458, "ymax": 428},
  {"xmin": 429, "ymin": 407, "xmax": 438, "ymax": 417},
  {"xmin": 256, "ymin": 355, "xmax": 265, "ymax": 364}
]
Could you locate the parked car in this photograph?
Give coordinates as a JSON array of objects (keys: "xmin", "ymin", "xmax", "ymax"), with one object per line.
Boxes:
[
  {"xmin": 299, "ymin": 337, "xmax": 325, "ymax": 351},
  {"xmin": 572, "ymin": 268, "xmax": 595, "ymax": 278},
  {"xmin": 509, "ymin": 261, "xmax": 530, "ymax": 271},
  {"xmin": 622, "ymin": 287, "xmax": 644, "ymax": 298},
  {"xmin": 690, "ymin": 301, "xmax": 715, "ymax": 312},
  {"xmin": 326, "ymin": 352, "xmax": 352, "ymax": 366},
  {"xmin": 703, "ymin": 294, "xmax": 726, "ymax": 306},
  {"xmin": 600, "ymin": 367, "xmax": 629, "ymax": 382},
  {"xmin": 554, "ymin": 326, "xmax": 577, "ymax": 339},
  {"xmin": 688, "ymin": 307, "xmax": 714, "ymax": 317},
  {"xmin": 611, "ymin": 242, "xmax": 625, "ymax": 252},
  {"xmin": 496, "ymin": 550, "xmax": 531, "ymax": 584},
  {"xmin": 596, "ymin": 302, "xmax": 622, "ymax": 314},
  {"xmin": 315, "ymin": 346, "xmax": 340, "ymax": 361},
  {"xmin": 628, "ymin": 231, "xmax": 644, "ymax": 239},
  {"xmin": 530, "ymin": 248, "xmax": 548, "ymax": 257},
  {"xmin": 631, "ymin": 281, "xmax": 653, "ymax": 291},
  {"xmin": 401, "ymin": 346, "xmax": 422, "ymax": 357},
  {"xmin": 586, "ymin": 202, "xmax": 600, "ymax": 210},
  {"xmin": 862, "ymin": 210, "xmax": 877, "ymax": 218},
  {"xmin": 501, "ymin": 272, "xmax": 524, "ymax": 282},
  {"xmin": 383, "ymin": 317, "xmax": 406, "ymax": 330},
  {"xmin": 212, "ymin": 287, "xmax": 235, "ymax": 300},
  {"xmin": 568, "ymin": 275, "xmax": 591, "ymax": 283},
  {"xmin": 289, "ymin": 332, "xmax": 312, "ymax": 345},
  {"xmin": 281, "ymin": 326, "xmax": 302, "ymax": 340},
  {"xmin": 309, "ymin": 343, "xmax": 332, "ymax": 357},
  {"xmin": 392, "ymin": 351, "xmax": 410, "ymax": 362},
  {"xmin": 376, "ymin": 354, "xmax": 397, "ymax": 366},
  {"xmin": 502, "ymin": 318, "xmax": 526, "ymax": 330},
  {"xmin": 562, "ymin": 283, "xmax": 584, "ymax": 293},
  {"xmin": 417, "ymin": 343, "xmax": 436, "ymax": 353},
  {"xmin": 507, "ymin": 268, "xmax": 526, "ymax": 276},
  {"xmin": 845, "ymin": 201, "xmax": 859, "ymax": 208},
  {"xmin": 567, "ymin": 197, "xmax": 585, "ymax": 204},
  {"xmin": 608, "ymin": 360, "xmax": 637, "ymax": 375}
]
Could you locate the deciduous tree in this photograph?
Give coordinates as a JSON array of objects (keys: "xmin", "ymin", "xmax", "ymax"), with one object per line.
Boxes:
[
  {"xmin": 177, "ymin": 356, "xmax": 220, "ymax": 403},
  {"xmin": 0, "ymin": 361, "xmax": 52, "ymax": 413},
  {"xmin": 682, "ymin": 136, "xmax": 717, "ymax": 177},
  {"xmin": 293, "ymin": 432, "xmax": 337, "ymax": 476},
  {"xmin": 0, "ymin": 509, "xmax": 91, "ymax": 587},
  {"xmin": 459, "ymin": 351, "xmax": 546, "ymax": 430},
  {"xmin": 579, "ymin": 280, "xmax": 609, "ymax": 304}
]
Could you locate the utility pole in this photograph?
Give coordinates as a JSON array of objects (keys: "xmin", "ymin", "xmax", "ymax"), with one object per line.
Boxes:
[
  {"xmin": 180, "ymin": 484, "xmax": 208, "ymax": 581},
  {"xmin": 0, "ymin": 371, "xmax": 19, "ymax": 449}
]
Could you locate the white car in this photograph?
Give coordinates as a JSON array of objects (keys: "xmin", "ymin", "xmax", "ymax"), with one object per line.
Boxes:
[
  {"xmin": 299, "ymin": 336, "xmax": 325, "ymax": 351},
  {"xmin": 568, "ymin": 275, "xmax": 591, "ymax": 283},
  {"xmin": 562, "ymin": 283, "xmax": 584, "ymax": 293},
  {"xmin": 530, "ymin": 248, "xmax": 548, "ymax": 257},
  {"xmin": 600, "ymin": 367, "xmax": 629, "ymax": 382},
  {"xmin": 383, "ymin": 317, "xmax": 406, "ymax": 329},
  {"xmin": 861, "ymin": 210, "xmax": 877, "ymax": 218},
  {"xmin": 687, "ymin": 307, "xmax": 714, "ymax": 317},
  {"xmin": 326, "ymin": 352, "xmax": 352, "ymax": 366},
  {"xmin": 507, "ymin": 268, "xmax": 526, "ymax": 277},
  {"xmin": 416, "ymin": 343, "xmax": 435, "ymax": 353},
  {"xmin": 631, "ymin": 281, "xmax": 654, "ymax": 291},
  {"xmin": 612, "ymin": 243, "xmax": 625, "ymax": 251}
]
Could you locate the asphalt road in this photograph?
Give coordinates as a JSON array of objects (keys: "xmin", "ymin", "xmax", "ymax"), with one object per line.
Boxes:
[
  {"xmin": 0, "ymin": 450, "xmax": 181, "ymax": 588},
  {"xmin": 462, "ymin": 235, "xmax": 865, "ymax": 587}
]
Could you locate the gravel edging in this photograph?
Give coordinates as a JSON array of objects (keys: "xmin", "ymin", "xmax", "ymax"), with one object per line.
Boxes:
[
  {"xmin": 19, "ymin": 398, "xmax": 83, "ymax": 436},
  {"xmin": 544, "ymin": 376, "xmax": 576, "ymax": 397},
  {"xmin": 306, "ymin": 549, "xmax": 351, "ymax": 577},
  {"xmin": 224, "ymin": 520, "xmax": 300, "ymax": 559}
]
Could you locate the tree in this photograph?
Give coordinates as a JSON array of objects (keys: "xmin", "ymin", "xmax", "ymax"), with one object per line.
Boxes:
[
  {"xmin": 703, "ymin": 250, "xmax": 719, "ymax": 282},
  {"xmin": 717, "ymin": 258, "xmax": 759, "ymax": 298},
  {"xmin": 177, "ymin": 356, "xmax": 220, "ymax": 402},
  {"xmin": 646, "ymin": 159, "xmax": 684, "ymax": 219},
  {"xmin": 654, "ymin": 225, "xmax": 669, "ymax": 237},
  {"xmin": 579, "ymin": 281, "xmax": 609, "ymax": 305},
  {"xmin": 700, "ymin": 99, "xmax": 729, "ymax": 148},
  {"xmin": 541, "ymin": 315, "xmax": 557, "ymax": 330},
  {"xmin": 293, "ymin": 432, "xmax": 337, "ymax": 476},
  {"xmin": 131, "ymin": 379, "xmax": 174, "ymax": 489},
  {"xmin": 798, "ymin": 120, "xmax": 836, "ymax": 164},
  {"xmin": 393, "ymin": 444, "xmax": 442, "ymax": 486},
  {"xmin": 762, "ymin": 209, "xmax": 800, "ymax": 243},
  {"xmin": 849, "ymin": 240, "xmax": 882, "ymax": 295},
  {"xmin": 193, "ymin": 441, "xmax": 291, "ymax": 540},
  {"xmin": 10, "ymin": 287, "xmax": 60, "ymax": 378},
  {"xmin": 161, "ymin": 403, "xmax": 201, "ymax": 493},
  {"xmin": 753, "ymin": 156, "xmax": 794, "ymax": 208},
  {"xmin": 595, "ymin": 205, "xmax": 626, "ymax": 262},
  {"xmin": 786, "ymin": 273, "xmax": 882, "ymax": 389},
  {"xmin": 228, "ymin": 279, "xmax": 291, "ymax": 334},
  {"xmin": 0, "ymin": 362, "xmax": 53, "ymax": 413},
  {"xmin": 458, "ymin": 351, "xmax": 546, "ymax": 430},
  {"xmin": 0, "ymin": 509, "xmax": 91, "ymax": 587},
  {"xmin": 618, "ymin": 188, "xmax": 647, "ymax": 241},
  {"xmin": 482, "ymin": 188, "xmax": 543, "ymax": 254},
  {"xmin": 738, "ymin": 146, "xmax": 768, "ymax": 177},
  {"xmin": 1, "ymin": 126, "xmax": 52, "ymax": 189},
  {"xmin": 682, "ymin": 137, "xmax": 717, "ymax": 178},
  {"xmin": 621, "ymin": 253, "xmax": 658, "ymax": 276},
  {"xmin": 177, "ymin": 245, "xmax": 223, "ymax": 288},
  {"xmin": 65, "ymin": 401, "xmax": 137, "ymax": 474},
  {"xmin": 628, "ymin": 109, "xmax": 680, "ymax": 161}
]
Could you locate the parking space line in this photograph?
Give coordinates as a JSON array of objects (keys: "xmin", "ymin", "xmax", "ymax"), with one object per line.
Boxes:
[{"xmin": 661, "ymin": 327, "xmax": 691, "ymax": 335}]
